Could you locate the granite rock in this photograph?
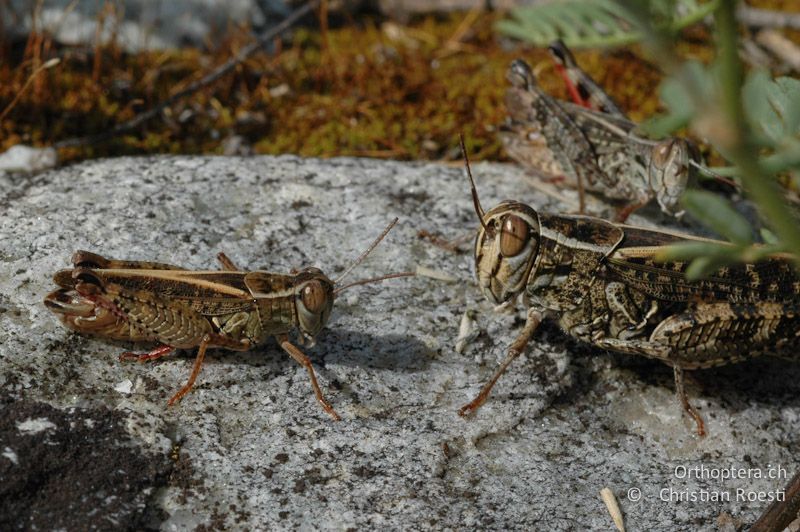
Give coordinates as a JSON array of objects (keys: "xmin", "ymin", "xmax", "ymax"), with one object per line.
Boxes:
[
  {"xmin": 2, "ymin": 0, "xmax": 276, "ymax": 52},
  {"xmin": 1, "ymin": 155, "xmax": 798, "ymax": 530}
]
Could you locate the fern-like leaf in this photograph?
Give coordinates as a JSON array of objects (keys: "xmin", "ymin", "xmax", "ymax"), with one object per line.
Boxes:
[{"xmin": 497, "ymin": 0, "xmax": 719, "ymax": 49}]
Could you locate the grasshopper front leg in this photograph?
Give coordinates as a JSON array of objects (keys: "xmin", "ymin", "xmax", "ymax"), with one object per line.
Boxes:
[
  {"xmin": 459, "ymin": 308, "xmax": 543, "ymax": 417},
  {"xmin": 277, "ymin": 334, "xmax": 341, "ymax": 421},
  {"xmin": 168, "ymin": 334, "xmax": 212, "ymax": 405}
]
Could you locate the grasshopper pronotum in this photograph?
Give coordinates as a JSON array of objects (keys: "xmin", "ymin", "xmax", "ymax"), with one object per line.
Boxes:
[
  {"xmin": 458, "ymin": 138, "xmax": 800, "ymax": 436},
  {"xmin": 44, "ymin": 219, "xmax": 413, "ymax": 420}
]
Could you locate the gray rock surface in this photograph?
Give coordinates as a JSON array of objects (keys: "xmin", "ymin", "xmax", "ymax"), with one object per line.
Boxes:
[
  {"xmin": 1, "ymin": 155, "xmax": 798, "ymax": 530},
  {"xmin": 3, "ymin": 0, "xmax": 273, "ymax": 51}
]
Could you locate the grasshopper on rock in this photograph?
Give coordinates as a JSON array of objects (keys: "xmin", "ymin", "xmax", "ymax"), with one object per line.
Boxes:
[
  {"xmin": 44, "ymin": 219, "xmax": 412, "ymax": 420},
  {"xmin": 500, "ymin": 54, "xmax": 700, "ymax": 221},
  {"xmin": 457, "ymin": 141, "xmax": 800, "ymax": 436}
]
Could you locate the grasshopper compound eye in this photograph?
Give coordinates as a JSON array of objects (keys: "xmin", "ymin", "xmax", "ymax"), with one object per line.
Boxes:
[
  {"xmin": 499, "ymin": 215, "xmax": 530, "ymax": 258},
  {"xmin": 301, "ymin": 280, "xmax": 327, "ymax": 314}
]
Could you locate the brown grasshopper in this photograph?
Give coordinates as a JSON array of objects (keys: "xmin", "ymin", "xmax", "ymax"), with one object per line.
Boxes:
[
  {"xmin": 458, "ymin": 140, "xmax": 800, "ymax": 436},
  {"xmin": 500, "ymin": 55, "xmax": 700, "ymax": 221},
  {"xmin": 44, "ymin": 219, "xmax": 413, "ymax": 420}
]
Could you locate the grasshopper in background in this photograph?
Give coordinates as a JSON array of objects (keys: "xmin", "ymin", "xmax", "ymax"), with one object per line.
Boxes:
[
  {"xmin": 44, "ymin": 219, "xmax": 413, "ymax": 420},
  {"xmin": 500, "ymin": 51, "xmax": 704, "ymax": 221},
  {"xmin": 547, "ymin": 39, "xmax": 625, "ymax": 116},
  {"xmin": 458, "ymin": 138, "xmax": 800, "ymax": 436}
]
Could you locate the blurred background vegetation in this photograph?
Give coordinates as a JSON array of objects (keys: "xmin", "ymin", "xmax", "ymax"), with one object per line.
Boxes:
[{"xmin": 0, "ymin": 0, "xmax": 738, "ymax": 163}]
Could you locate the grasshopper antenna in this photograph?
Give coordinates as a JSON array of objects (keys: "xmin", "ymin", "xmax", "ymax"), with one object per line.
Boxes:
[
  {"xmin": 689, "ymin": 160, "xmax": 740, "ymax": 189},
  {"xmin": 334, "ymin": 217, "xmax": 397, "ymax": 285},
  {"xmin": 460, "ymin": 134, "xmax": 488, "ymax": 232},
  {"xmin": 334, "ymin": 271, "xmax": 415, "ymax": 295},
  {"xmin": 333, "ymin": 217, "xmax": 414, "ymax": 295}
]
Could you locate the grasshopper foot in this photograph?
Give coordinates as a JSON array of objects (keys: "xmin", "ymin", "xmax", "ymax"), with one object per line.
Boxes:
[{"xmin": 458, "ymin": 396, "xmax": 486, "ymax": 417}]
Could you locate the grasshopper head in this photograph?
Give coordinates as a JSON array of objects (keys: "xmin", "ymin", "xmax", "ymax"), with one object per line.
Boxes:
[
  {"xmin": 293, "ymin": 268, "xmax": 335, "ymax": 341},
  {"xmin": 650, "ymin": 138, "xmax": 690, "ymax": 217},
  {"xmin": 475, "ymin": 202, "xmax": 540, "ymax": 304},
  {"xmin": 460, "ymin": 134, "xmax": 539, "ymax": 305},
  {"xmin": 506, "ymin": 59, "xmax": 536, "ymax": 91}
]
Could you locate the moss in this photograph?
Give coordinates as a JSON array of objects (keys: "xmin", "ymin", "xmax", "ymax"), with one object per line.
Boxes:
[{"xmin": 0, "ymin": 12, "xmax": 727, "ymax": 164}]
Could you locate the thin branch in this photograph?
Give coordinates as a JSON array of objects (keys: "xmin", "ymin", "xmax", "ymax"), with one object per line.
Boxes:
[
  {"xmin": 750, "ymin": 470, "xmax": 800, "ymax": 532},
  {"xmin": 0, "ymin": 58, "xmax": 60, "ymax": 123},
  {"xmin": 756, "ymin": 29, "xmax": 800, "ymax": 72},
  {"xmin": 737, "ymin": 5, "xmax": 800, "ymax": 30},
  {"xmin": 54, "ymin": 0, "xmax": 319, "ymax": 149}
]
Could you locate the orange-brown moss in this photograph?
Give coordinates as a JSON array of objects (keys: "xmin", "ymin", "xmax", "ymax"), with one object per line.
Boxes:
[{"xmin": 0, "ymin": 12, "xmax": 721, "ymax": 164}]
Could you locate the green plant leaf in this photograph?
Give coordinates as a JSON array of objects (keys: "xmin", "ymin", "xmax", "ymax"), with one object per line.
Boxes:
[
  {"xmin": 768, "ymin": 77, "xmax": 800, "ymax": 141},
  {"xmin": 743, "ymin": 70, "xmax": 800, "ymax": 146},
  {"xmin": 640, "ymin": 61, "xmax": 713, "ymax": 138},
  {"xmin": 760, "ymin": 228, "xmax": 779, "ymax": 245},
  {"xmin": 655, "ymin": 240, "xmax": 728, "ymax": 261},
  {"xmin": 496, "ymin": 0, "xmax": 718, "ymax": 49},
  {"xmin": 640, "ymin": 77, "xmax": 693, "ymax": 137},
  {"xmin": 681, "ymin": 189, "xmax": 753, "ymax": 244},
  {"xmin": 658, "ymin": 240, "xmax": 788, "ymax": 280},
  {"xmin": 685, "ymin": 255, "xmax": 730, "ymax": 280}
]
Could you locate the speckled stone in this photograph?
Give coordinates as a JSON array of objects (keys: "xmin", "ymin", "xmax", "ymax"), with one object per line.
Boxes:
[{"xmin": 1, "ymin": 155, "xmax": 798, "ymax": 530}]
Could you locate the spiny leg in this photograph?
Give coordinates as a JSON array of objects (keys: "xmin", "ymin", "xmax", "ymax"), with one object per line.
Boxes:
[
  {"xmin": 278, "ymin": 334, "xmax": 341, "ymax": 421},
  {"xmin": 459, "ymin": 309, "xmax": 543, "ymax": 417},
  {"xmin": 119, "ymin": 344, "xmax": 175, "ymax": 362},
  {"xmin": 168, "ymin": 334, "xmax": 212, "ymax": 406},
  {"xmin": 674, "ymin": 366, "xmax": 706, "ymax": 437},
  {"xmin": 216, "ymin": 252, "xmax": 240, "ymax": 271}
]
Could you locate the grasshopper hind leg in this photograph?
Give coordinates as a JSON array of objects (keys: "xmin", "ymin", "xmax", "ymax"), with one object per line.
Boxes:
[
  {"xmin": 595, "ymin": 337, "xmax": 706, "ymax": 436},
  {"xmin": 674, "ymin": 366, "xmax": 706, "ymax": 437},
  {"xmin": 71, "ymin": 250, "xmax": 188, "ymax": 271}
]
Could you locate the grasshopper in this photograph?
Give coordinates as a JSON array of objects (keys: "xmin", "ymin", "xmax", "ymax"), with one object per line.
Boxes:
[
  {"xmin": 44, "ymin": 219, "xmax": 413, "ymax": 420},
  {"xmin": 500, "ymin": 55, "xmax": 699, "ymax": 221},
  {"xmin": 458, "ymin": 140, "xmax": 800, "ymax": 436},
  {"xmin": 546, "ymin": 39, "xmax": 625, "ymax": 116}
]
